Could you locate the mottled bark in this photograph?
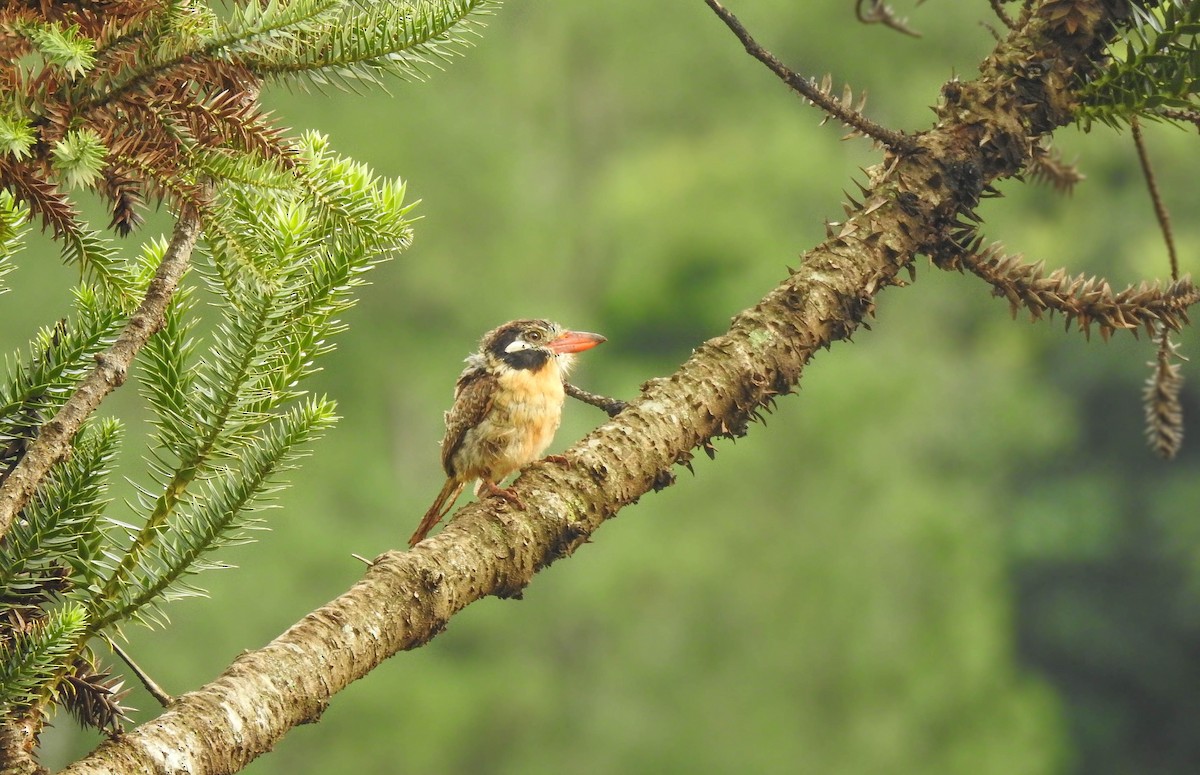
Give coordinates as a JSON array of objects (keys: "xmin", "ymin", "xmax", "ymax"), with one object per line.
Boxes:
[
  {"xmin": 0, "ymin": 713, "xmax": 46, "ymax": 775},
  {"xmin": 57, "ymin": 3, "xmax": 1152, "ymax": 774}
]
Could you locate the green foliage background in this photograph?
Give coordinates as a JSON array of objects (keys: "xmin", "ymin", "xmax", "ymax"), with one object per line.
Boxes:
[{"xmin": 15, "ymin": 2, "xmax": 1199, "ymax": 773}]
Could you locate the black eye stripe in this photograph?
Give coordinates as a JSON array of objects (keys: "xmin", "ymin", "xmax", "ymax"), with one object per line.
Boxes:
[
  {"xmin": 503, "ymin": 348, "xmax": 550, "ymax": 371},
  {"xmin": 484, "ymin": 319, "xmax": 555, "ymax": 360}
]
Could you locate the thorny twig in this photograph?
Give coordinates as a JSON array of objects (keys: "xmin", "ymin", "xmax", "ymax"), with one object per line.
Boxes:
[
  {"xmin": 855, "ymin": 0, "xmax": 922, "ymax": 37},
  {"xmin": 1132, "ymin": 116, "xmax": 1187, "ymax": 459},
  {"xmin": 706, "ymin": 0, "xmax": 918, "ymax": 151},
  {"xmin": 108, "ymin": 637, "xmax": 173, "ymax": 708},
  {"xmin": 989, "ymin": 0, "xmax": 1015, "ymax": 28}
]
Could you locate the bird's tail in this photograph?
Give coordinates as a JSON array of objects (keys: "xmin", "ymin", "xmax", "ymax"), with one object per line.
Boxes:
[{"xmin": 409, "ymin": 478, "xmax": 465, "ymax": 547}]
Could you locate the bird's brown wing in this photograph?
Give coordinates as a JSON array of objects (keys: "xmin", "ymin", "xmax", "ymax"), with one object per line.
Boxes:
[{"xmin": 440, "ymin": 365, "xmax": 497, "ymax": 477}]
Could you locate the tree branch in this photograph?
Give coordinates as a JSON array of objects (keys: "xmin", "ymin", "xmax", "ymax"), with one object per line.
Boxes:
[
  {"xmin": 58, "ymin": 1, "xmax": 1167, "ymax": 772},
  {"xmin": 0, "ymin": 712, "xmax": 44, "ymax": 775},
  {"xmin": 960, "ymin": 240, "xmax": 1199, "ymax": 340},
  {"xmin": 565, "ymin": 382, "xmax": 627, "ymax": 417},
  {"xmin": 989, "ymin": 0, "xmax": 1016, "ymax": 29},
  {"xmin": 0, "ymin": 208, "xmax": 201, "ymax": 542},
  {"xmin": 855, "ymin": 0, "xmax": 923, "ymax": 38},
  {"xmin": 1131, "ymin": 117, "xmax": 1179, "ymax": 281},
  {"xmin": 706, "ymin": 0, "xmax": 917, "ymax": 150}
]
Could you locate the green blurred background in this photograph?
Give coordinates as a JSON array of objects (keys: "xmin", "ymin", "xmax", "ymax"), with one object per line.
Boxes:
[{"xmin": 20, "ymin": 1, "xmax": 1200, "ymax": 773}]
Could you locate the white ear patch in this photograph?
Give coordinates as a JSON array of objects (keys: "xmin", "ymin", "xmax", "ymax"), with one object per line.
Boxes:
[{"xmin": 504, "ymin": 337, "xmax": 530, "ymax": 353}]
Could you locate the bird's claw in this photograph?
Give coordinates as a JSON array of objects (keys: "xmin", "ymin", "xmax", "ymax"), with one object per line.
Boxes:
[{"xmin": 481, "ymin": 480, "xmax": 525, "ymax": 509}]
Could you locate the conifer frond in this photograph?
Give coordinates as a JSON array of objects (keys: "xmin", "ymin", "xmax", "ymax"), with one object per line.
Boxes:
[
  {"xmin": 99, "ymin": 148, "xmax": 412, "ymax": 629},
  {"xmin": 1077, "ymin": 0, "xmax": 1200, "ymax": 127},
  {"xmin": 191, "ymin": 148, "xmax": 295, "ymax": 190},
  {"xmin": 22, "ymin": 20, "xmax": 98, "ymax": 76},
  {"xmin": 294, "ymin": 131, "xmax": 415, "ymax": 258},
  {"xmin": 0, "ymin": 0, "xmax": 441, "ymax": 744},
  {"xmin": 2, "ymin": 419, "xmax": 121, "ymax": 607},
  {"xmin": 169, "ymin": 88, "xmax": 294, "ymax": 163},
  {"xmin": 92, "ymin": 283, "xmax": 286, "ymax": 625},
  {"xmin": 246, "ymin": 0, "xmax": 497, "ymax": 89},
  {"xmin": 0, "ymin": 156, "xmax": 130, "ymax": 296},
  {"xmin": 0, "ymin": 190, "xmax": 30, "ymax": 295},
  {"xmin": 202, "ymin": 196, "xmax": 279, "ymax": 294},
  {"xmin": 0, "ymin": 155, "xmax": 83, "ymax": 241},
  {"xmin": 51, "ymin": 129, "xmax": 109, "ymax": 190},
  {"xmin": 95, "ymin": 398, "xmax": 336, "ymax": 629},
  {"xmin": 58, "ymin": 227, "xmax": 131, "ymax": 303},
  {"xmin": 208, "ymin": 0, "xmax": 342, "ymax": 59},
  {"xmin": 98, "ymin": 167, "xmax": 146, "ymax": 237},
  {"xmin": 138, "ymin": 268, "xmax": 198, "ymax": 458},
  {"xmin": 0, "ymin": 603, "xmax": 88, "ymax": 712},
  {"xmin": 0, "ymin": 114, "xmax": 36, "ymax": 160},
  {"xmin": 0, "ymin": 290, "xmax": 126, "ymax": 451}
]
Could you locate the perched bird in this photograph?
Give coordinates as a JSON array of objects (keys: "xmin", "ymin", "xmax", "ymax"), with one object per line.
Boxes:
[{"xmin": 409, "ymin": 319, "xmax": 606, "ymax": 547}]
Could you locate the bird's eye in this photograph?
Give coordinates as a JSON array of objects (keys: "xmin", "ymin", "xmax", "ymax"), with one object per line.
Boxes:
[{"xmin": 527, "ymin": 331, "xmax": 542, "ymax": 342}]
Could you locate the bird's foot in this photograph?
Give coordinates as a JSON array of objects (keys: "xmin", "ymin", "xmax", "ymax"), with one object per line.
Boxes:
[
  {"xmin": 544, "ymin": 454, "xmax": 570, "ymax": 466},
  {"xmin": 481, "ymin": 480, "xmax": 525, "ymax": 509}
]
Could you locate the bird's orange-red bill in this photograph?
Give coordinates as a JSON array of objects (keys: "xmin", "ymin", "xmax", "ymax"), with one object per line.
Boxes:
[{"xmin": 548, "ymin": 330, "xmax": 606, "ymax": 354}]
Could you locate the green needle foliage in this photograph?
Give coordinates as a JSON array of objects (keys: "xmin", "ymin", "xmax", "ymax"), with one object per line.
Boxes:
[
  {"xmin": 0, "ymin": 603, "xmax": 88, "ymax": 711},
  {"xmin": 2, "ymin": 419, "xmax": 122, "ymax": 607},
  {"xmin": 0, "ymin": 289, "xmax": 129, "ymax": 448},
  {"xmin": 0, "ymin": 0, "xmax": 491, "ymax": 749},
  {"xmin": 1078, "ymin": 0, "xmax": 1200, "ymax": 128}
]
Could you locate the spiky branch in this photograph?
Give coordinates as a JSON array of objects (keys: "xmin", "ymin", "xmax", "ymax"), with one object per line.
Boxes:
[
  {"xmin": 1132, "ymin": 116, "xmax": 1187, "ymax": 458},
  {"xmin": 706, "ymin": 0, "xmax": 917, "ymax": 150},
  {"xmin": 960, "ymin": 241, "xmax": 1198, "ymax": 340}
]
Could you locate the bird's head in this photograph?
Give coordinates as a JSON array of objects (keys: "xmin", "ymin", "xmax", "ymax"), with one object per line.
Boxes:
[{"xmin": 480, "ymin": 319, "xmax": 605, "ymax": 376}]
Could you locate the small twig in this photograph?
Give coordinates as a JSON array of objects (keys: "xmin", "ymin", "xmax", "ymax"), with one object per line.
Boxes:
[
  {"xmin": 1015, "ymin": 0, "xmax": 1037, "ymax": 29},
  {"xmin": 1158, "ymin": 107, "xmax": 1200, "ymax": 132},
  {"xmin": 1131, "ymin": 117, "xmax": 1179, "ymax": 281},
  {"xmin": 107, "ymin": 637, "xmax": 173, "ymax": 708},
  {"xmin": 565, "ymin": 382, "xmax": 627, "ymax": 417},
  {"xmin": 989, "ymin": 0, "xmax": 1015, "ymax": 28},
  {"xmin": 0, "ymin": 206, "xmax": 203, "ymax": 542},
  {"xmin": 1132, "ymin": 116, "xmax": 1186, "ymax": 458},
  {"xmin": 855, "ymin": 0, "xmax": 922, "ymax": 37},
  {"xmin": 1025, "ymin": 142, "xmax": 1085, "ymax": 194},
  {"xmin": 704, "ymin": 0, "xmax": 917, "ymax": 152}
]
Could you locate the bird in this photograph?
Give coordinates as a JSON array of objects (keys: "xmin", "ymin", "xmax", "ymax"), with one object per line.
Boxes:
[{"xmin": 408, "ymin": 319, "xmax": 606, "ymax": 547}]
